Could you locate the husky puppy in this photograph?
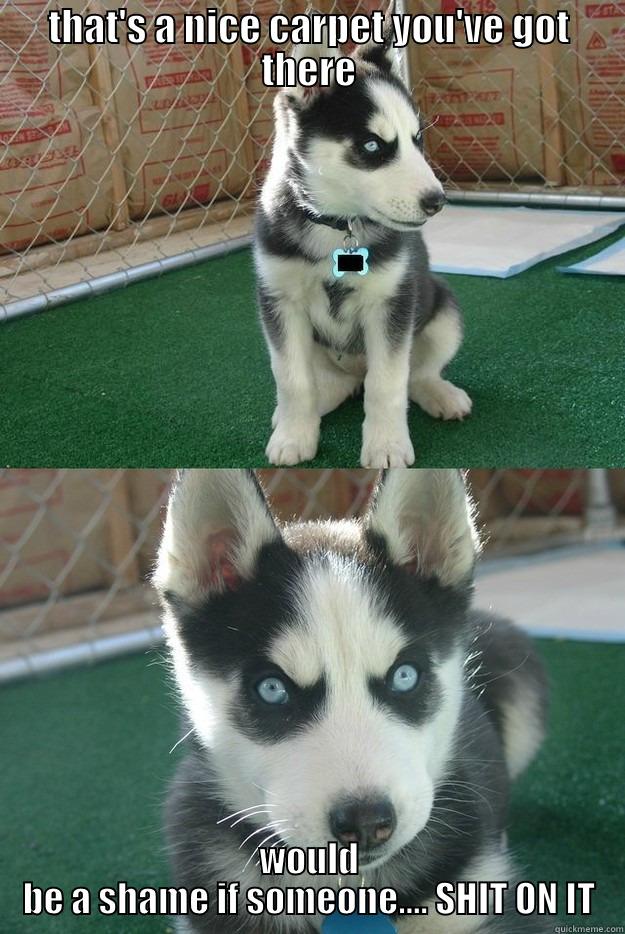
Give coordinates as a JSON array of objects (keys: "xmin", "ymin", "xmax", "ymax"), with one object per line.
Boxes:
[
  {"xmin": 255, "ymin": 15, "xmax": 472, "ymax": 467},
  {"xmin": 155, "ymin": 469, "xmax": 549, "ymax": 933}
]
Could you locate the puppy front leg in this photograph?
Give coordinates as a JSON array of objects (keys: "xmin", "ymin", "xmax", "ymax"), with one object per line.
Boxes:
[
  {"xmin": 360, "ymin": 319, "xmax": 414, "ymax": 468},
  {"xmin": 264, "ymin": 300, "xmax": 320, "ymax": 466}
]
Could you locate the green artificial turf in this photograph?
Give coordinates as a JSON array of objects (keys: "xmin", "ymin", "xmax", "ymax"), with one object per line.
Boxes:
[
  {"xmin": 2, "ymin": 228, "xmax": 624, "ymax": 468},
  {"xmin": 1, "ymin": 640, "xmax": 624, "ymax": 931}
]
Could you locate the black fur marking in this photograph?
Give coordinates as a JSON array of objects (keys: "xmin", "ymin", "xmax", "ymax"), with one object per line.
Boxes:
[
  {"xmin": 368, "ymin": 656, "xmax": 442, "ymax": 727},
  {"xmin": 322, "ymin": 279, "xmax": 354, "ymax": 320},
  {"xmin": 359, "ymin": 44, "xmax": 395, "ymax": 74},
  {"xmin": 386, "ymin": 273, "xmax": 418, "ymax": 349},
  {"xmin": 170, "ymin": 541, "xmax": 304, "ymax": 678},
  {"xmin": 172, "ymin": 540, "xmax": 373, "ymax": 743},
  {"xmin": 347, "ymin": 134, "xmax": 399, "ymax": 171},
  {"xmin": 233, "ymin": 667, "xmax": 327, "ymax": 744},
  {"xmin": 364, "ymin": 226, "xmax": 404, "ymax": 267},
  {"xmin": 254, "ymin": 206, "xmax": 304, "ymax": 260},
  {"xmin": 364, "ymin": 528, "xmax": 472, "ymax": 671},
  {"xmin": 257, "ymin": 283, "xmax": 284, "ymax": 349},
  {"xmin": 469, "ymin": 609, "xmax": 550, "ymax": 742},
  {"xmin": 298, "ymin": 80, "xmax": 376, "ymax": 150},
  {"xmin": 430, "ymin": 274, "xmax": 458, "ymax": 315},
  {"xmin": 313, "ymin": 322, "xmax": 365, "ymax": 356}
]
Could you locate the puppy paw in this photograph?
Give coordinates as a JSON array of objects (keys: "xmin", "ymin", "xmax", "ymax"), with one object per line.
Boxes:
[
  {"xmin": 360, "ymin": 426, "xmax": 415, "ymax": 467},
  {"xmin": 410, "ymin": 378, "xmax": 472, "ymax": 421},
  {"xmin": 266, "ymin": 418, "xmax": 319, "ymax": 466}
]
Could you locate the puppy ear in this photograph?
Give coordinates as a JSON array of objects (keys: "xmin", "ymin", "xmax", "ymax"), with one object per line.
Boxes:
[
  {"xmin": 154, "ymin": 470, "xmax": 280, "ymax": 604},
  {"xmin": 352, "ymin": 0, "xmax": 400, "ymax": 78},
  {"xmin": 283, "ymin": 31, "xmax": 337, "ymax": 108},
  {"xmin": 365, "ymin": 469, "xmax": 480, "ymax": 587}
]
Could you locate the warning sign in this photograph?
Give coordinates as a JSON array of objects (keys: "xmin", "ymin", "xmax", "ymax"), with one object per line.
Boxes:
[{"xmin": 586, "ymin": 30, "xmax": 607, "ymax": 47}]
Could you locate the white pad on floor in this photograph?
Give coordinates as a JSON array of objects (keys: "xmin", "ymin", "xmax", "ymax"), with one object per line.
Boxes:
[
  {"xmin": 423, "ymin": 204, "xmax": 625, "ymax": 278},
  {"xmin": 559, "ymin": 236, "xmax": 625, "ymax": 276},
  {"xmin": 475, "ymin": 545, "xmax": 625, "ymax": 642}
]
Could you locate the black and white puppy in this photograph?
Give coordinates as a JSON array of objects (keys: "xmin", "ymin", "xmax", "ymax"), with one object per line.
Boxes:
[
  {"xmin": 155, "ymin": 469, "xmax": 549, "ymax": 933},
  {"xmin": 254, "ymin": 16, "xmax": 472, "ymax": 467}
]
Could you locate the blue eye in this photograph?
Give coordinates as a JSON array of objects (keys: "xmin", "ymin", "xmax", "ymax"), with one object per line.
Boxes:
[
  {"xmin": 363, "ymin": 139, "xmax": 380, "ymax": 153},
  {"xmin": 256, "ymin": 676, "xmax": 289, "ymax": 705},
  {"xmin": 390, "ymin": 664, "xmax": 420, "ymax": 693}
]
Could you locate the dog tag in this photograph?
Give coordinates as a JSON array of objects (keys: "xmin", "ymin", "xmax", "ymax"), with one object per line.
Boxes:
[
  {"xmin": 321, "ymin": 914, "xmax": 396, "ymax": 932},
  {"xmin": 332, "ymin": 247, "xmax": 369, "ymax": 278}
]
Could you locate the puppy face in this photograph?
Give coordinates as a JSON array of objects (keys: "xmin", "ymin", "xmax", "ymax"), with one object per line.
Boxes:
[
  {"xmin": 156, "ymin": 471, "xmax": 479, "ymax": 870},
  {"xmin": 274, "ymin": 36, "xmax": 445, "ymax": 230},
  {"xmin": 293, "ymin": 77, "xmax": 444, "ymax": 229}
]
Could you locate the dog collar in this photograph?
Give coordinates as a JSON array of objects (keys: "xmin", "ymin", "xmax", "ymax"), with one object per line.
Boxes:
[
  {"xmin": 301, "ymin": 210, "xmax": 371, "ymax": 278},
  {"xmin": 302, "ymin": 208, "xmax": 357, "ymax": 233}
]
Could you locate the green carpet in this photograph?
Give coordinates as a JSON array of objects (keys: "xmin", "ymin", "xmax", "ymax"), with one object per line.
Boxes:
[
  {"xmin": 1, "ymin": 640, "xmax": 624, "ymax": 931},
  {"xmin": 2, "ymin": 228, "xmax": 625, "ymax": 467}
]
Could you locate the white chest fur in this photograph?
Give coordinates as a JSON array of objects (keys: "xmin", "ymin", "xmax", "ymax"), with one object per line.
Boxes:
[{"xmin": 258, "ymin": 228, "xmax": 409, "ymax": 351}]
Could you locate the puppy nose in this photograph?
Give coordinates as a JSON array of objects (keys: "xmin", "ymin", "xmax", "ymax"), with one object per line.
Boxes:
[
  {"xmin": 329, "ymin": 797, "xmax": 396, "ymax": 851},
  {"xmin": 420, "ymin": 190, "xmax": 446, "ymax": 216}
]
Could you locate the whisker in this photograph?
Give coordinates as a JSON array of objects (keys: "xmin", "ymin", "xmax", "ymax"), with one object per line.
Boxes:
[
  {"xmin": 169, "ymin": 728, "xmax": 194, "ymax": 755},
  {"xmin": 432, "ymin": 805, "xmax": 478, "ymax": 822},
  {"xmin": 216, "ymin": 803, "xmax": 276, "ymax": 826},
  {"xmin": 254, "ymin": 833, "xmax": 292, "ymax": 868},
  {"xmin": 435, "ymin": 779, "xmax": 495, "ymax": 812},
  {"xmin": 252, "ymin": 781, "xmax": 278, "ymax": 799},
  {"xmin": 475, "ymin": 655, "xmax": 530, "ymax": 690},
  {"xmin": 239, "ymin": 820, "xmax": 289, "ymax": 850},
  {"xmin": 428, "ymin": 815, "xmax": 472, "ymax": 838},
  {"xmin": 419, "ymin": 114, "xmax": 440, "ymax": 133},
  {"xmin": 243, "ymin": 829, "xmax": 290, "ymax": 874},
  {"xmin": 230, "ymin": 808, "xmax": 277, "ymax": 829}
]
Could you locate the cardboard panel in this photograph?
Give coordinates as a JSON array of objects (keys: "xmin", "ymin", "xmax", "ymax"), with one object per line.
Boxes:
[
  {"xmin": 0, "ymin": 1, "xmax": 113, "ymax": 254},
  {"xmin": 407, "ymin": 0, "xmax": 545, "ymax": 182},
  {"xmin": 557, "ymin": 0, "xmax": 625, "ymax": 186},
  {"xmin": 106, "ymin": 0, "xmax": 254, "ymax": 219},
  {"xmin": 0, "ymin": 470, "xmax": 113, "ymax": 616}
]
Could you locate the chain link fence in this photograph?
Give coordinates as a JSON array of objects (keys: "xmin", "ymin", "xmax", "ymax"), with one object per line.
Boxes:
[
  {"xmin": 1, "ymin": 0, "xmax": 624, "ymax": 316},
  {"xmin": 1, "ymin": 468, "xmax": 623, "ymax": 682}
]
